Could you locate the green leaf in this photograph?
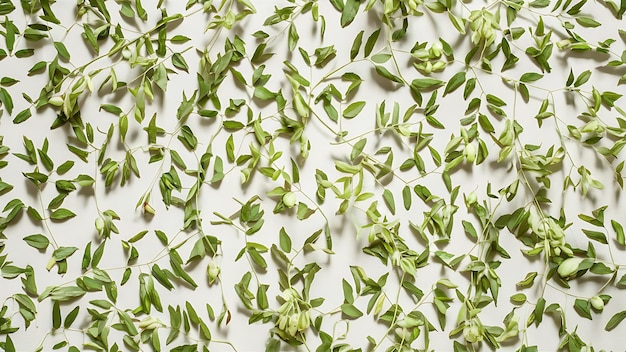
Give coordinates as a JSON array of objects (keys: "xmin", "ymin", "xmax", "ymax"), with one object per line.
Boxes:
[
  {"xmin": 64, "ymin": 306, "xmax": 80, "ymax": 328},
  {"xmin": 0, "ymin": 0, "xmax": 16, "ymax": 15},
  {"xmin": 576, "ymin": 16, "xmax": 601, "ymax": 27},
  {"xmin": 172, "ymin": 53, "xmax": 189, "ymax": 72},
  {"xmin": 279, "ymin": 227, "xmax": 292, "ymax": 253},
  {"xmin": 402, "ymin": 185, "xmax": 412, "ymax": 210},
  {"xmin": 374, "ymin": 65, "xmax": 403, "ymax": 83},
  {"xmin": 23, "ymin": 234, "xmax": 49, "ymax": 249},
  {"xmin": 364, "ymin": 29, "xmax": 380, "ymax": 57},
  {"xmin": 54, "ymin": 42, "xmax": 70, "ymax": 60},
  {"xmin": 351, "ymin": 138, "xmax": 366, "ymax": 160},
  {"xmin": 574, "ymin": 298, "xmax": 592, "ymax": 319},
  {"xmin": 350, "ymin": 30, "xmax": 364, "ymax": 60},
  {"xmin": 412, "ymin": 78, "xmax": 444, "ymax": 91},
  {"xmin": 343, "ymin": 101, "xmax": 366, "ymax": 119},
  {"xmin": 57, "ymin": 160, "xmax": 74, "ymax": 175},
  {"xmin": 341, "ymin": 0, "xmax": 360, "ymax": 27},
  {"xmin": 15, "ymin": 49, "xmax": 35, "ymax": 58},
  {"xmin": 253, "ymin": 86, "xmax": 275, "ymax": 100},
  {"xmin": 520, "ymin": 72, "xmax": 543, "ymax": 82},
  {"xmin": 48, "ymin": 286, "xmax": 86, "ymax": 302},
  {"xmin": 516, "ymin": 272, "xmax": 537, "ymax": 288},
  {"xmin": 606, "ymin": 311, "xmax": 626, "ymax": 331},
  {"xmin": 136, "ymin": 0, "xmax": 147, "ymax": 20},
  {"xmin": 382, "ymin": 188, "xmax": 395, "ymax": 214},
  {"xmin": 52, "ymin": 301, "xmax": 61, "ymax": 329},
  {"xmin": 0, "ymin": 76, "xmax": 18, "ymax": 86},
  {"xmin": 443, "ymin": 72, "xmax": 466, "ymax": 96},
  {"xmin": 0, "ymin": 87, "xmax": 13, "ymax": 114},
  {"xmin": 257, "ymin": 284, "xmax": 269, "ymax": 310},
  {"xmin": 574, "ymin": 70, "xmax": 591, "ymax": 87},
  {"xmin": 341, "ymin": 303, "xmax": 363, "ymax": 318},
  {"xmin": 223, "ymin": 120, "xmax": 245, "ymax": 130},
  {"xmin": 288, "ymin": 23, "xmax": 299, "ymax": 51},
  {"xmin": 582, "ymin": 229, "xmax": 608, "ymax": 244},
  {"xmin": 13, "ymin": 108, "xmax": 32, "ymax": 124},
  {"xmin": 50, "ymin": 208, "xmax": 76, "ymax": 220},
  {"xmin": 342, "ymin": 279, "xmax": 354, "ymax": 304},
  {"xmin": 612, "ymin": 219, "xmax": 625, "ymax": 245},
  {"xmin": 170, "ymin": 35, "xmax": 191, "ymax": 44},
  {"xmin": 371, "ymin": 53, "xmax": 391, "ymax": 63},
  {"xmin": 510, "ymin": 293, "xmax": 527, "ymax": 304},
  {"xmin": 52, "ymin": 246, "xmax": 78, "ymax": 261},
  {"xmin": 448, "ymin": 12, "xmax": 466, "ymax": 34}
]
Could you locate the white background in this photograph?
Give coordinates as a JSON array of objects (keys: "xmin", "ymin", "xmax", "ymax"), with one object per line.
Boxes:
[{"xmin": 1, "ymin": 0, "xmax": 626, "ymax": 351}]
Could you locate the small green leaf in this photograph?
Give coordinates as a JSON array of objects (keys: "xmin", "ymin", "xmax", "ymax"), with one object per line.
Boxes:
[
  {"xmin": 341, "ymin": 0, "xmax": 360, "ymax": 27},
  {"xmin": 53, "ymin": 42, "xmax": 70, "ymax": 60},
  {"xmin": 351, "ymin": 139, "xmax": 366, "ymax": 161},
  {"xmin": 516, "ymin": 272, "xmax": 537, "ymax": 288},
  {"xmin": 172, "ymin": 53, "xmax": 189, "ymax": 72},
  {"xmin": 0, "ymin": 76, "xmax": 18, "ymax": 86},
  {"xmin": 350, "ymin": 30, "xmax": 364, "ymax": 60},
  {"xmin": 574, "ymin": 70, "xmax": 591, "ymax": 87},
  {"xmin": 606, "ymin": 311, "xmax": 626, "ymax": 331},
  {"xmin": 52, "ymin": 301, "xmax": 61, "ymax": 329},
  {"xmin": 611, "ymin": 219, "xmax": 625, "ymax": 245},
  {"xmin": 582, "ymin": 229, "xmax": 608, "ymax": 244},
  {"xmin": 402, "ymin": 185, "xmax": 412, "ymax": 210},
  {"xmin": 510, "ymin": 293, "xmax": 527, "ymax": 304},
  {"xmin": 50, "ymin": 208, "xmax": 76, "ymax": 220},
  {"xmin": 520, "ymin": 72, "xmax": 543, "ymax": 82},
  {"xmin": 343, "ymin": 101, "xmax": 366, "ymax": 119},
  {"xmin": 444, "ymin": 72, "xmax": 466, "ymax": 96},
  {"xmin": 341, "ymin": 303, "xmax": 363, "ymax": 319},
  {"xmin": 0, "ymin": 87, "xmax": 13, "ymax": 114},
  {"xmin": 364, "ymin": 29, "xmax": 380, "ymax": 57},
  {"xmin": 574, "ymin": 298, "xmax": 592, "ymax": 319},
  {"xmin": 64, "ymin": 306, "xmax": 80, "ymax": 328},
  {"xmin": 52, "ymin": 246, "xmax": 78, "ymax": 261},
  {"xmin": 382, "ymin": 189, "xmax": 395, "ymax": 214},
  {"xmin": 23, "ymin": 234, "xmax": 50, "ymax": 250},
  {"xmin": 13, "ymin": 108, "xmax": 32, "ymax": 124},
  {"xmin": 412, "ymin": 78, "xmax": 444, "ymax": 91},
  {"xmin": 279, "ymin": 227, "xmax": 292, "ymax": 253},
  {"xmin": 374, "ymin": 65, "xmax": 403, "ymax": 83},
  {"xmin": 223, "ymin": 120, "xmax": 245, "ymax": 130},
  {"xmin": 170, "ymin": 35, "xmax": 191, "ymax": 44},
  {"xmin": 576, "ymin": 16, "xmax": 601, "ymax": 27}
]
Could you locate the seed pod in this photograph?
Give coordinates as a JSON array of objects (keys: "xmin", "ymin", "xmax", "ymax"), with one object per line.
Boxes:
[
  {"xmin": 48, "ymin": 96, "xmax": 64, "ymax": 106},
  {"xmin": 282, "ymin": 192, "xmax": 297, "ymax": 208},
  {"xmin": 138, "ymin": 317, "xmax": 159, "ymax": 329},
  {"xmin": 143, "ymin": 202, "xmax": 156, "ymax": 215},
  {"xmin": 287, "ymin": 314, "xmax": 298, "ymax": 336},
  {"xmin": 432, "ymin": 61, "xmax": 446, "ymax": 71},
  {"xmin": 466, "ymin": 192, "xmax": 478, "ymax": 206},
  {"xmin": 557, "ymin": 257, "xmax": 583, "ymax": 278},
  {"xmin": 277, "ymin": 315, "xmax": 287, "ymax": 330},
  {"xmin": 297, "ymin": 311, "xmax": 310, "ymax": 331},
  {"xmin": 412, "ymin": 49, "xmax": 430, "ymax": 60},
  {"xmin": 95, "ymin": 217, "xmax": 104, "ymax": 232},
  {"xmin": 281, "ymin": 288, "xmax": 298, "ymax": 301},
  {"xmin": 122, "ymin": 48, "xmax": 132, "ymax": 60},
  {"xmin": 464, "ymin": 143, "xmax": 477, "ymax": 163},
  {"xmin": 395, "ymin": 327, "xmax": 409, "ymax": 340},
  {"xmin": 207, "ymin": 260, "xmax": 220, "ymax": 284},
  {"xmin": 590, "ymin": 296, "xmax": 604, "ymax": 311},
  {"xmin": 430, "ymin": 40, "xmax": 443, "ymax": 58},
  {"xmin": 424, "ymin": 61, "xmax": 433, "ymax": 74},
  {"xmin": 463, "ymin": 320, "xmax": 483, "ymax": 343}
]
